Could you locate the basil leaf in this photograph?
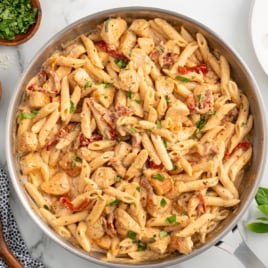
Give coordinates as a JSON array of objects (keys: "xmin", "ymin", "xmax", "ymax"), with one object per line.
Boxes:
[
  {"xmin": 255, "ymin": 187, "xmax": 268, "ymax": 205},
  {"xmin": 246, "ymin": 222, "xmax": 268, "ymax": 233},
  {"xmin": 70, "ymin": 100, "xmax": 75, "ymax": 113},
  {"xmin": 160, "ymin": 198, "xmax": 167, "ymax": 208},
  {"xmin": 114, "ymin": 58, "xmax": 127, "ymax": 69},
  {"xmin": 258, "ymin": 204, "xmax": 268, "ymax": 215},
  {"xmin": 159, "ymin": 231, "xmax": 168, "ymax": 238},
  {"xmin": 256, "ymin": 217, "xmax": 268, "ymax": 221}
]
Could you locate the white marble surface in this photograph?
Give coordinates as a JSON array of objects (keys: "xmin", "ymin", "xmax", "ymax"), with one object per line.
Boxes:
[{"xmin": 1, "ymin": 0, "xmax": 268, "ymax": 267}]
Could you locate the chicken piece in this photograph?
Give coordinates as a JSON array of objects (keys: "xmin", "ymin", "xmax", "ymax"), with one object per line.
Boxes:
[
  {"xmin": 92, "ymin": 86, "xmax": 115, "ymax": 108},
  {"xmin": 169, "ymin": 235, "xmax": 193, "ymax": 254},
  {"xmin": 28, "ymin": 91, "xmax": 50, "ymax": 109},
  {"xmin": 58, "ymin": 152, "xmax": 82, "ymax": 177},
  {"xmin": 118, "ymin": 69, "xmax": 139, "ymax": 93},
  {"xmin": 91, "ymin": 167, "xmax": 117, "ymax": 188},
  {"xmin": 86, "ymin": 218, "xmax": 105, "ymax": 240},
  {"xmin": 150, "ymin": 235, "xmax": 170, "ymax": 254},
  {"xmin": 119, "ymin": 30, "xmax": 137, "ymax": 57},
  {"xmin": 18, "ymin": 131, "xmax": 38, "ymax": 153},
  {"xmin": 155, "ymin": 76, "xmax": 175, "ymax": 97},
  {"xmin": 101, "ymin": 18, "xmax": 127, "ymax": 45},
  {"xmin": 40, "ymin": 172, "xmax": 70, "ymax": 195},
  {"xmin": 94, "ymin": 235, "xmax": 112, "ymax": 250},
  {"xmin": 129, "ymin": 19, "xmax": 150, "ymax": 37},
  {"xmin": 72, "ymin": 68, "xmax": 92, "ymax": 88},
  {"xmin": 118, "ymin": 238, "xmax": 138, "ymax": 254},
  {"xmin": 115, "ymin": 208, "xmax": 141, "ymax": 237},
  {"xmin": 137, "ymin": 37, "xmax": 155, "ymax": 54}
]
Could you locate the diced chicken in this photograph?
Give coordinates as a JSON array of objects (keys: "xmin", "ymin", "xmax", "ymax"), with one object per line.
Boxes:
[
  {"xmin": 119, "ymin": 30, "xmax": 137, "ymax": 57},
  {"xmin": 91, "ymin": 167, "xmax": 117, "ymax": 188},
  {"xmin": 155, "ymin": 76, "xmax": 175, "ymax": 97},
  {"xmin": 40, "ymin": 172, "xmax": 70, "ymax": 195},
  {"xmin": 129, "ymin": 19, "xmax": 150, "ymax": 37},
  {"xmin": 137, "ymin": 37, "xmax": 155, "ymax": 54},
  {"xmin": 58, "ymin": 152, "xmax": 82, "ymax": 177},
  {"xmin": 92, "ymin": 86, "xmax": 115, "ymax": 108},
  {"xmin": 150, "ymin": 235, "xmax": 170, "ymax": 254},
  {"xmin": 18, "ymin": 131, "xmax": 38, "ymax": 153},
  {"xmin": 118, "ymin": 69, "xmax": 139, "ymax": 93},
  {"xmin": 101, "ymin": 18, "xmax": 127, "ymax": 45},
  {"xmin": 169, "ymin": 235, "xmax": 193, "ymax": 254},
  {"xmin": 118, "ymin": 238, "xmax": 138, "ymax": 254},
  {"xmin": 28, "ymin": 91, "xmax": 50, "ymax": 109},
  {"xmin": 94, "ymin": 235, "xmax": 112, "ymax": 250},
  {"xmin": 86, "ymin": 218, "xmax": 105, "ymax": 240},
  {"xmin": 115, "ymin": 208, "xmax": 141, "ymax": 236}
]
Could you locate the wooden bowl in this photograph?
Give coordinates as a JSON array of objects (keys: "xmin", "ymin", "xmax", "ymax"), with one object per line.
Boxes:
[{"xmin": 0, "ymin": 0, "xmax": 42, "ymax": 46}]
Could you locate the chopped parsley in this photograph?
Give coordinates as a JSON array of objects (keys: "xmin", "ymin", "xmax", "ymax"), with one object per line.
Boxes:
[
  {"xmin": 109, "ymin": 199, "xmax": 121, "ymax": 206},
  {"xmin": 70, "ymin": 100, "xmax": 75, "ymax": 113},
  {"xmin": 127, "ymin": 231, "xmax": 137, "ymax": 241},
  {"xmin": 0, "ymin": 0, "xmax": 38, "ymax": 40},
  {"xmin": 163, "ymin": 139, "xmax": 168, "ymax": 148},
  {"xmin": 71, "ymin": 155, "xmax": 81, "ymax": 169},
  {"xmin": 127, "ymin": 91, "xmax": 133, "ymax": 99},
  {"xmin": 166, "ymin": 214, "xmax": 177, "ymax": 224},
  {"xmin": 134, "ymin": 99, "xmax": 142, "ymax": 104},
  {"xmin": 156, "ymin": 120, "xmax": 161, "ymax": 129},
  {"xmin": 151, "ymin": 174, "xmax": 164, "ymax": 181},
  {"xmin": 160, "ymin": 198, "xmax": 167, "ymax": 208},
  {"xmin": 84, "ymin": 81, "xmax": 93, "ymax": 88},
  {"xmin": 19, "ymin": 110, "xmax": 38, "ymax": 121},
  {"xmin": 129, "ymin": 127, "xmax": 136, "ymax": 133},
  {"xmin": 159, "ymin": 230, "xmax": 168, "ymax": 238},
  {"xmin": 193, "ymin": 115, "xmax": 207, "ymax": 137},
  {"xmin": 115, "ymin": 176, "xmax": 121, "ymax": 182},
  {"xmin": 136, "ymin": 186, "xmax": 141, "ymax": 192},
  {"xmin": 104, "ymin": 83, "xmax": 113, "ymax": 88},
  {"xmin": 175, "ymin": 75, "xmax": 190, "ymax": 83},
  {"xmin": 114, "ymin": 58, "xmax": 128, "ymax": 69}
]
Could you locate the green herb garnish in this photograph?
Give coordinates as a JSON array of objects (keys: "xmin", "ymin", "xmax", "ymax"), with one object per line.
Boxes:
[
  {"xmin": 104, "ymin": 83, "xmax": 113, "ymax": 88},
  {"xmin": 129, "ymin": 127, "xmax": 136, "ymax": 133},
  {"xmin": 127, "ymin": 231, "xmax": 137, "ymax": 241},
  {"xmin": 115, "ymin": 176, "xmax": 121, "ymax": 182},
  {"xmin": 134, "ymin": 99, "xmax": 142, "ymax": 104},
  {"xmin": 70, "ymin": 100, "xmax": 75, "ymax": 113},
  {"xmin": 246, "ymin": 187, "xmax": 268, "ymax": 233},
  {"xmin": 166, "ymin": 214, "xmax": 176, "ymax": 224},
  {"xmin": 151, "ymin": 174, "xmax": 164, "ymax": 181},
  {"xmin": 109, "ymin": 199, "xmax": 121, "ymax": 206},
  {"xmin": 127, "ymin": 91, "xmax": 133, "ymax": 99},
  {"xmin": 156, "ymin": 120, "xmax": 161, "ymax": 129},
  {"xmin": 136, "ymin": 186, "xmax": 141, "ymax": 192},
  {"xmin": 0, "ymin": 0, "xmax": 38, "ymax": 40},
  {"xmin": 160, "ymin": 198, "xmax": 167, "ymax": 208},
  {"xmin": 175, "ymin": 75, "xmax": 190, "ymax": 83},
  {"xmin": 19, "ymin": 110, "xmax": 38, "ymax": 121},
  {"xmin": 114, "ymin": 58, "xmax": 127, "ymax": 69},
  {"xmin": 71, "ymin": 155, "xmax": 81, "ymax": 169},
  {"xmin": 159, "ymin": 230, "xmax": 168, "ymax": 238}
]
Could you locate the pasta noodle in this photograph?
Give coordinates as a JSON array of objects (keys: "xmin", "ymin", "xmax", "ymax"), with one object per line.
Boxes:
[{"xmin": 16, "ymin": 16, "xmax": 253, "ymax": 263}]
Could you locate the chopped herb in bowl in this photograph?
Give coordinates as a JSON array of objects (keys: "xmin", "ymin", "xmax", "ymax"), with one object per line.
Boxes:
[{"xmin": 0, "ymin": 0, "xmax": 38, "ymax": 41}]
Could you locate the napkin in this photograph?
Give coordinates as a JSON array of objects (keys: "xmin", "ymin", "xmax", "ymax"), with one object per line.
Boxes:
[{"xmin": 0, "ymin": 167, "xmax": 46, "ymax": 268}]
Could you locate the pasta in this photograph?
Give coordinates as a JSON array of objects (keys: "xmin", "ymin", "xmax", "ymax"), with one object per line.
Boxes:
[{"xmin": 16, "ymin": 16, "xmax": 253, "ymax": 263}]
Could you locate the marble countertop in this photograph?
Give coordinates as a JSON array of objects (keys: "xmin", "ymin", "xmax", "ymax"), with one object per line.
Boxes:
[{"xmin": 1, "ymin": 0, "xmax": 268, "ymax": 267}]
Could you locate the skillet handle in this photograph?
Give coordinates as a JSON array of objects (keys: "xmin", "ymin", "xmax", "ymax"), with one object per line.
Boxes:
[{"xmin": 215, "ymin": 225, "xmax": 267, "ymax": 268}]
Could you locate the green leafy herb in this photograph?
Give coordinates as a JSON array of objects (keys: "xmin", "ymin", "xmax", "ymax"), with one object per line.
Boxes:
[
  {"xmin": 109, "ymin": 199, "xmax": 121, "ymax": 206},
  {"xmin": 84, "ymin": 81, "xmax": 93, "ymax": 88},
  {"xmin": 151, "ymin": 174, "xmax": 164, "ymax": 181},
  {"xmin": 165, "ymin": 96, "xmax": 170, "ymax": 105},
  {"xmin": 193, "ymin": 115, "xmax": 207, "ymax": 137},
  {"xmin": 71, "ymin": 155, "xmax": 81, "ymax": 169},
  {"xmin": 175, "ymin": 75, "xmax": 190, "ymax": 83},
  {"xmin": 19, "ymin": 110, "xmax": 38, "ymax": 121},
  {"xmin": 70, "ymin": 100, "xmax": 75, "ymax": 113},
  {"xmin": 104, "ymin": 18, "xmax": 111, "ymax": 32},
  {"xmin": 159, "ymin": 230, "xmax": 168, "ymax": 238},
  {"xmin": 127, "ymin": 231, "xmax": 137, "ymax": 241},
  {"xmin": 197, "ymin": 94, "xmax": 203, "ymax": 100},
  {"xmin": 166, "ymin": 214, "xmax": 177, "ymax": 224},
  {"xmin": 127, "ymin": 91, "xmax": 133, "ymax": 99},
  {"xmin": 0, "ymin": 0, "xmax": 38, "ymax": 40},
  {"xmin": 136, "ymin": 186, "xmax": 141, "ymax": 192},
  {"xmin": 104, "ymin": 96, "xmax": 108, "ymax": 99},
  {"xmin": 114, "ymin": 58, "xmax": 127, "ymax": 69},
  {"xmin": 246, "ymin": 187, "xmax": 268, "ymax": 233},
  {"xmin": 163, "ymin": 139, "xmax": 168, "ymax": 148},
  {"xmin": 115, "ymin": 176, "xmax": 121, "ymax": 182},
  {"xmin": 156, "ymin": 120, "xmax": 161, "ymax": 129},
  {"xmin": 137, "ymin": 241, "xmax": 146, "ymax": 251},
  {"xmin": 129, "ymin": 127, "xmax": 136, "ymax": 133},
  {"xmin": 160, "ymin": 198, "xmax": 167, "ymax": 208},
  {"xmin": 43, "ymin": 204, "xmax": 50, "ymax": 211},
  {"xmin": 104, "ymin": 83, "xmax": 113, "ymax": 88},
  {"xmin": 134, "ymin": 99, "xmax": 142, "ymax": 104}
]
